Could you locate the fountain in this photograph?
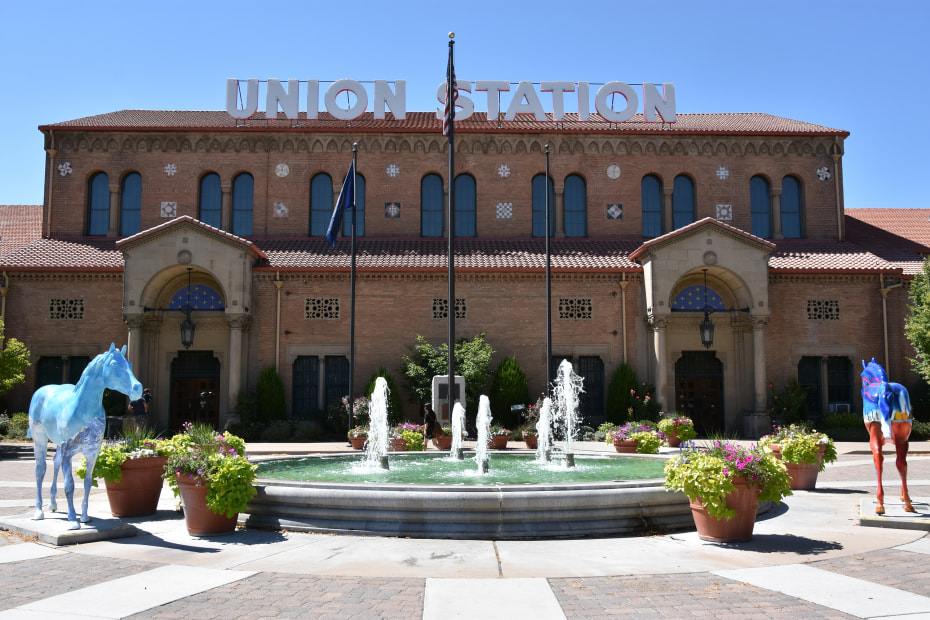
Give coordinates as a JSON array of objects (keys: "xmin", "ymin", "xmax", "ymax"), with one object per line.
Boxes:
[
  {"xmin": 535, "ymin": 397, "xmax": 553, "ymax": 463},
  {"xmin": 364, "ymin": 377, "xmax": 390, "ymax": 469},
  {"xmin": 450, "ymin": 402, "xmax": 466, "ymax": 460},
  {"xmin": 474, "ymin": 395, "xmax": 492, "ymax": 473},
  {"xmin": 552, "ymin": 359, "xmax": 583, "ymax": 468}
]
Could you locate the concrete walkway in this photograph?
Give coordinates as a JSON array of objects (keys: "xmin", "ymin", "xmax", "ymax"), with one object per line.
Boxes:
[{"xmin": 0, "ymin": 441, "xmax": 928, "ymax": 619}]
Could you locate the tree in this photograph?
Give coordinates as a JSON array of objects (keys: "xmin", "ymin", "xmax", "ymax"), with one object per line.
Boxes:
[
  {"xmin": 906, "ymin": 258, "xmax": 930, "ymax": 385},
  {"xmin": 0, "ymin": 319, "xmax": 29, "ymax": 396},
  {"xmin": 401, "ymin": 333, "xmax": 494, "ymax": 417},
  {"xmin": 488, "ymin": 355, "xmax": 530, "ymax": 428},
  {"xmin": 256, "ymin": 366, "xmax": 287, "ymax": 424}
]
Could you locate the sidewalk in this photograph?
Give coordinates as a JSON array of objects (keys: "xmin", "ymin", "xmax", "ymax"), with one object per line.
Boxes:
[{"xmin": 0, "ymin": 441, "xmax": 927, "ymax": 618}]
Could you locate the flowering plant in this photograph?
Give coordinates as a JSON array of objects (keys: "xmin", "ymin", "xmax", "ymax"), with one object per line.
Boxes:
[
  {"xmin": 664, "ymin": 441, "xmax": 792, "ymax": 520},
  {"xmin": 391, "ymin": 422, "xmax": 422, "ymax": 438},
  {"xmin": 489, "ymin": 425, "xmax": 512, "ymax": 437},
  {"xmin": 329, "ymin": 396, "xmax": 371, "ymax": 429},
  {"xmin": 523, "ymin": 398, "xmax": 543, "ymax": 426},
  {"xmin": 348, "ymin": 426, "xmax": 368, "ymax": 439},
  {"xmin": 759, "ymin": 424, "xmax": 837, "ymax": 471},
  {"xmin": 441, "ymin": 425, "xmax": 453, "ymax": 437},
  {"xmin": 163, "ymin": 422, "xmax": 257, "ymax": 518},
  {"xmin": 604, "ymin": 422, "xmax": 664, "ymax": 454},
  {"xmin": 657, "ymin": 415, "xmax": 697, "ymax": 443},
  {"xmin": 520, "ymin": 426, "xmax": 538, "ymax": 437},
  {"xmin": 77, "ymin": 426, "xmax": 170, "ymax": 485}
]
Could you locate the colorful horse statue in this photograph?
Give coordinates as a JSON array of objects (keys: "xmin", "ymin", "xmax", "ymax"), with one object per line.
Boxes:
[
  {"xmin": 28, "ymin": 344, "xmax": 142, "ymax": 529},
  {"xmin": 861, "ymin": 358, "xmax": 914, "ymax": 515}
]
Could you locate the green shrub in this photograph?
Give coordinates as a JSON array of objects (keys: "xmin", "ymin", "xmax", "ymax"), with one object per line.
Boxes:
[
  {"xmin": 256, "ymin": 367, "xmax": 287, "ymax": 424},
  {"xmin": 237, "ymin": 390, "xmax": 258, "ymax": 425},
  {"xmin": 365, "ymin": 367, "xmax": 405, "ymax": 425},
  {"xmin": 259, "ymin": 420, "xmax": 292, "ymax": 442},
  {"xmin": 606, "ymin": 363, "xmax": 638, "ymax": 424},
  {"xmin": 293, "ymin": 420, "xmax": 323, "ymax": 441},
  {"xmin": 910, "ymin": 420, "xmax": 930, "ymax": 441},
  {"xmin": 818, "ymin": 411, "xmax": 867, "ymax": 441},
  {"xmin": 489, "ymin": 356, "xmax": 530, "ymax": 429},
  {"xmin": 0, "ymin": 412, "xmax": 29, "ymax": 439},
  {"xmin": 768, "ymin": 378, "xmax": 809, "ymax": 425}
]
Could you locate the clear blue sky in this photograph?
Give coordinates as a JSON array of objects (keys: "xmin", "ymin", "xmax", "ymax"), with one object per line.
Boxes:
[{"xmin": 1, "ymin": 0, "xmax": 926, "ymax": 209}]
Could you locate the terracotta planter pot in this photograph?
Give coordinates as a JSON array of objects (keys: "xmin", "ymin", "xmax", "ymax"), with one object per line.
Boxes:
[
  {"xmin": 349, "ymin": 436, "xmax": 367, "ymax": 450},
  {"xmin": 688, "ymin": 477, "xmax": 760, "ymax": 542},
  {"xmin": 104, "ymin": 455, "xmax": 168, "ymax": 517},
  {"xmin": 436, "ymin": 435, "xmax": 453, "ymax": 450},
  {"xmin": 174, "ymin": 474, "xmax": 238, "ymax": 536},
  {"xmin": 389, "ymin": 437, "xmax": 408, "ymax": 451},
  {"xmin": 665, "ymin": 430, "xmax": 681, "ymax": 448},
  {"xmin": 613, "ymin": 439, "xmax": 638, "ymax": 453},
  {"xmin": 488, "ymin": 435, "xmax": 509, "ymax": 450},
  {"xmin": 523, "ymin": 434, "xmax": 538, "ymax": 449},
  {"xmin": 768, "ymin": 444, "xmax": 825, "ymax": 490}
]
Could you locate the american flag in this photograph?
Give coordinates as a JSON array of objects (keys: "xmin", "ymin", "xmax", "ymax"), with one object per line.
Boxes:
[{"xmin": 442, "ymin": 44, "xmax": 456, "ymax": 137}]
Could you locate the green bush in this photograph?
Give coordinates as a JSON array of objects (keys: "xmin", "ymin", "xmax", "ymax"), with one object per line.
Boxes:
[
  {"xmin": 606, "ymin": 363, "xmax": 638, "ymax": 424},
  {"xmin": 256, "ymin": 367, "xmax": 287, "ymax": 424},
  {"xmin": 0, "ymin": 412, "xmax": 29, "ymax": 439},
  {"xmin": 768, "ymin": 378, "xmax": 808, "ymax": 425},
  {"xmin": 237, "ymin": 390, "xmax": 258, "ymax": 425},
  {"xmin": 293, "ymin": 420, "xmax": 323, "ymax": 441},
  {"xmin": 365, "ymin": 367, "xmax": 405, "ymax": 425},
  {"xmin": 259, "ymin": 420, "xmax": 293, "ymax": 442},
  {"xmin": 911, "ymin": 420, "xmax": 930, "ymax": 441},
  {"xmin": 819, "ymin": 411, "xmax": 867, "ymax": 442},
  {"xmin": 489, "ymin": 356, "xmax": 530, "ymax": 429}
]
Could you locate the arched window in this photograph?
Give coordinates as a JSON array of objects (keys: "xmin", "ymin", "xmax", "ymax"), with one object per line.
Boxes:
[
  {"xmin": 87, "ymin": 172, "xmax": 110, "ymax": 236},
  {"xmin": 641, "ymin": 175, "xmax": 663, "ymax": 237},
  {"xmin": 781, "ymin": 175, "xmax": 803, "ymax": 238},
  {"xmin": 340, "ymin": 173, "xmax": 366, "ymax": 238},
  {"xmin": 671, "ymin": 284, "xmax": 725, "ymax": 312},
  {"xmin": 454, "ymin": 174, "xmax": 476, "ymax": 237},
  {"xmin": 672, "ymin": 175, "xmax": 695, "ymax": 229},
  {"xmin": 532, "ymin": 173, "xmax": 555, "ymax": 237},
  {"xmin": 119, "ymin": 172, "xmax": 142, "ymax": 236},
  {"xmin": 310, "ymin": 173, "xmax": 334, "ymax": 237},
  {"xmin": 421, "ymin": 174, "xmax": 444, "ymax": 237},
  {"xmin": 231, "ymin": 173, "xmax": 253, "ymax": 236},
  {"xmin": 750, "ymin": 176, "xmax": 771, "ymax": 238},
  {"xmin": 564, "ymin": 174, "xmax": 587, "ymax": 238},
  {"xmin": 199, "ymin": 173, "xmax": 222, "ymax": 229}
]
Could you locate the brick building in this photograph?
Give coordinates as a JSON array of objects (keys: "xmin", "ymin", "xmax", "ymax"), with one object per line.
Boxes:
[{"xmin": 0, "ymin": 107, "xmax": 923, "ymax": 435}]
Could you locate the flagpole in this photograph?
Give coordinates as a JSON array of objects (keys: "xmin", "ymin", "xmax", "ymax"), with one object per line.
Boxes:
[
  {"xmin": 348, "ymin": 143, "xmax": 358, "ymax": 441},
  {"xmin": 545, "ymin": 144, "xmax": 552, "ymax": 396},
  {"xmin": 446, "ymin": 33, "xmax": 456, "ymax": 423}
]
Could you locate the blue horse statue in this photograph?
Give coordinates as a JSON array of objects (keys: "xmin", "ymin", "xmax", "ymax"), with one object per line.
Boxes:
[
  {"xmin": 861, "ymin": 358, "xmax": 914, "ymax": 514},
  {"xmin": 28, "ymin": 343, "xmax": 142, "ymax": 529}
]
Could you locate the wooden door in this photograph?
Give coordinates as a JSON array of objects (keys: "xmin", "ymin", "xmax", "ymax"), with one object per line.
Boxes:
[{"xmin": 675, "ymin": 376, "xmax": 723, "ymax": 435}]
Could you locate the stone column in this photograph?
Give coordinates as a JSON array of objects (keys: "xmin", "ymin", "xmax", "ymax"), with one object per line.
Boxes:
[
  {"xmin": 747, "ymin": 315, "xmax": 771, "ymax": 438},
  {"xmin": 651, "ymin": 315, "xmax": 671, "ymax": 410},
  {"xmin": 221, "ymin": 185, "xmax": 232, "ymax": 231},
  {"xmin": 554, "ymin": 184, "xmax": 565, "ymax": 238},
  {"xmin": 225, "ymin": 314, "xmax": 250, "ymax": 425},
  {"xmin": 662, "ymin": 187, "xmax": 674, "ymax": 234},
  {"xmin": 124, "ymin": 314, "xmax": 144, "ymax": 373},
  {"xmin": 771, "ymin": 188, "xmax": 783, "ymax": 239},
  {"xmin": 108, "ymin": 183, "xmax": 120, "ymax": 237}
]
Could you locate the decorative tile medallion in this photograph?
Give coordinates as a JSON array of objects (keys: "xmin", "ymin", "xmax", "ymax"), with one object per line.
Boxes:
[
  {"xmin": 384, "ymin": 202, "xmax": 401, "ymax": 218},
  {"xmin": 496, "ymin": 202, "xmax": 513, "ymax": 219},
  {"xmin": 57, "ymin": 162, "xmax": 72, "ymax": 177},
  {"xmin": 606, "ymin": 164, "xmax": 621, "ymax": 180},
  {"xmin": 385, "ymin": 163, "xmax": 400, "ymax": 178},
  {"xmin": 497, "ymin": 164, "xmax": 511, "ymax": 179},
  {"xmin": 716, "ymin": 166, "xmax": 730, "ymax": 181},
  {"xmin": 273, "ymin": 202, "xmax": 289, "ymax": 218},
  {"xmin": 164, "ymin": 163, "xmax": 177, "ymax": 176},
  {"xmin": 716, "ymin": 204, "xmax": 733, "ymax": 221},
  {"xmin": 606, "ymin": 204, "xmax": 623, "ymax": 220},
  {"xmin": 160, "ymin": 201, "xmax": 178, "ymax": 218},
  {"xmin": 275, "ymin": 163, "xmax": 290, "ymax": 178},
  {"xmin": 816, "ymin": 166, "xmax": 831, "ymax": 181}
]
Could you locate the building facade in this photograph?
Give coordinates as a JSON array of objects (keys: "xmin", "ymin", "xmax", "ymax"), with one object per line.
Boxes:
[{"xmin": 0, "ymin": 108, "xmax": 920, "ymax": 435}]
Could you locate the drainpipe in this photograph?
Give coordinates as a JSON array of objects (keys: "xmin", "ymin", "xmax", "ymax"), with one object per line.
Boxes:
[
  {"xmin": 832, "ymin": 136, "xmax": 844, "ymax": 242},
  {"xmin": 274, "ymin": 272, "xmax": 283, "ymax": 372},
  {"xmin": 619, "ymin": 274, "xmax": 628, "ymax": 364},
  {"xmin": 0, "ymin": 271, "xmax": 8, "ymax": 348},
  {"xmin": 44, "ymin": 130, "xmax": 55, "ymax": 237},
  {"xmin": 880, "ymin": 273, "xmax": 903, "ymax": 376}
]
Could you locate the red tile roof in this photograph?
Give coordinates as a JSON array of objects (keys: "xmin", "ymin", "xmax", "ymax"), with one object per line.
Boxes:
[
  {"xmin": 0, "ymin": 205, "xmax": 42, "ymax": 258},
  {"xmin": 768, "ymin": 239, "xmax": 898, "ymax": 273},
  {"xmin": 0, "ymin": 237, "xmax": 122, "ymax": 271},
  {"xmin": 115, "ymin": 215, "xmax": 268, "ymax": 260},
  {"xmin": 845, "ymin": 209, "xmax": 929, "ymax": 276},
  {"xmin": 40, "ymin": 111, "xmax": 847, "ymax": 137}
]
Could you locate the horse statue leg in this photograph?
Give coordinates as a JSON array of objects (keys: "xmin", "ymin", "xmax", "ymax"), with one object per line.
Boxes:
[
  {"xmin": 49, "ymin": 446, "xmax": 62, "ymax": 514},
  {"xmin": 867, "ymin": 421, "xmax": 886, "ymax": 515},
  {"xmin": 58, "ymin": 445, "xmax": 80, "ymax": 530},
  {"xmin": 31, "ymin": 429, "xmax": 48, "ymax": 521},
  {"xmin": 891, "ymin": 420, "xmax": 914, "ymax": 512}
]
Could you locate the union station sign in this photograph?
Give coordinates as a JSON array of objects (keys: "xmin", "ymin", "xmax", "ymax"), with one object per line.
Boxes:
[{"xmin": 225, "ymin": 78, "xmax": 677, "ymax": 124}]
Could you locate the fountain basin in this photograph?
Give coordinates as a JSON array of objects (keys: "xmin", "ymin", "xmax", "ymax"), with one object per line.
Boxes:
[{"xmin": 242, "ymin": 453, "xmax": 693, "ymax": 539}]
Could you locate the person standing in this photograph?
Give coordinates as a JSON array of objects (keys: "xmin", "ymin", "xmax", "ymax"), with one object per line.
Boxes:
[
  {"xmin": 422, "ymin": 403, "xmax": 440, "ymax": 450},
  {"xmin": 129, "ymin": 388, "xmax": 152, "ymax": 422}
]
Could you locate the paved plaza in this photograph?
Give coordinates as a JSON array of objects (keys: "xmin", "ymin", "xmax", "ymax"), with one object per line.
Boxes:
[{"xmin": 0, "ymin": 441, "xmax": 928, "ymax": 619}]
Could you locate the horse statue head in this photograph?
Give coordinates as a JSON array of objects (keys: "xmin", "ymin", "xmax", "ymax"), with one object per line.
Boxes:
[{"xmin": 861, "ymin": 358, "xmax": 890, "ymax": 418}]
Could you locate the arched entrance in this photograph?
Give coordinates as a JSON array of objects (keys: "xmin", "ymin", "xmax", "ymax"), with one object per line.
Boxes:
[
  {"xmin": 675, "ymin": 351, "xmax": 723, "ymax": 435},
  {"xmin": 171, "ymin": 351, "xmax": 221, "ymax": 431}
]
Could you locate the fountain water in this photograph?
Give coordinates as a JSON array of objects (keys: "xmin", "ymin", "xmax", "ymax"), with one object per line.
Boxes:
[
  {"xmin": 474, "ymin": 395, "xmax": 492, "ymax": 473},
  {"xmin": 535, "ymin": 397, "xmax": 553, "ymax": 463},
  {"xmin": 364, "ymin": 377, "xmax": 390, "ymax": 469},
  {"xmin": 552, "ymin": 359, "xmax": 584, "ymax": 467},
  {"xmin": 450, "ymin": 402, "xmax": 466, "ymax": 460}
]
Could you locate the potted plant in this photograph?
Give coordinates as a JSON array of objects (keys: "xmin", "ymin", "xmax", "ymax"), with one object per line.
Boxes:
[
  {"xmin": 488, "ymin": 425, "xmax": 511, "ymax": 449},
  {"xmin": 605, "ymin": 422, "xmax": 664, "ymax": 454},
  {"xmin": 77, "ymin": 426, "xmax": 170, "ymax": 517},
  {"xmin": 657, "ymin": 415, "xmax": 697, "ymax": 447},
  {"xmin": 759, "ymin": 424, "xmax": 838, "ymax": 490},
  {"xmin": 520, "ymin": 426, "xmax": 539, "ymax": 450},
  {"xmin": 163, "ymin": 422, "xmax": 257, "ymax": 536},
  {"xmin": 436, "ymin": 426, "xmax": 453, "ymax": 450},
  {"xmin": 664, "ymin": 440, "xmax": 792, "ymax": 542},
  {"xmin": 391, "ymin": 423, "xmax": 424, "ymax": 451},
  {"xmin": 347, "ymin": 426, "xmax": 368, "ymax": 450}
]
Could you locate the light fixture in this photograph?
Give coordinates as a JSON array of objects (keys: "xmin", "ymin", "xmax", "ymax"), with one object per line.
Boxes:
[
  {"xmin": 179, "ymin": 268, "xmax": 195, "ymax": 349},
  {"xmin": 700, "ymin": 269, "xmax": 715, "ymax": 349}
]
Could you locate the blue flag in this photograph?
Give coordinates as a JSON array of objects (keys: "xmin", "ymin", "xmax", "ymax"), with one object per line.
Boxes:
[{"xmin": 325, "ymin": 162, "xmax": 355, "ymax": 247}]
